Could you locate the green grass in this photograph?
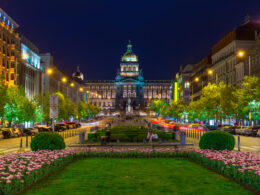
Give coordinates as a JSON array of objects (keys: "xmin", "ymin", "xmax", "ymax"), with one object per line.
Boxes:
[{"xmin": 24, "ymin": 158, "xmax": 253, "ymax": 195}]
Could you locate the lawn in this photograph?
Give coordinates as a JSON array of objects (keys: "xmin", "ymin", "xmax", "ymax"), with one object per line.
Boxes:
[{"xmin": 24, "ymin": 158, "xmax": 253, "ymax": 195}]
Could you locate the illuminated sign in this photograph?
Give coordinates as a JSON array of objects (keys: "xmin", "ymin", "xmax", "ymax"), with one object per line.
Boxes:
[
  {"xmin": 174, "ymin": 82, "xmax": 178, "ymax": 102},
  {"xmin": 21, "ymin": 43, "xmax": 42, "ymax": 70}
]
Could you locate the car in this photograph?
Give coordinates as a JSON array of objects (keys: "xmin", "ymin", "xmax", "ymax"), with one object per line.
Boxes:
[
  {"xmin": 221, "ymin": 126, "xmax": 236, "ymax": 134},
  {"xmin": 0, "ymin": 128, "xmax": 12, "ymax": 138},
  {"xmin": 235, "ymin": 126, "xmax": 248, "ymax": 135},
  {"xmin": 257, "ymin": 129, "xmax": 260, "ymax": 137},
  {"xmin": 0, "ymin": 130, "xmax": 4, "ymax": 139},
  {"xmin": 251, "ymin": 126, "xmax": 260, "ymax": 137},
  {"xmin": 54, "ymin": 123, "xmax": 68, "ymax": 132}
]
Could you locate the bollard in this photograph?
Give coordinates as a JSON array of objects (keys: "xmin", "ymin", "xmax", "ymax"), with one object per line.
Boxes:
[
  {"xmin": 26, "ymin": 135, "xmax": 28, "ymax": 148},
  {"xmin": 180, "ymin": 131, "xmax": 186, "ymax": 145},
  {"xmin": 143, "ymin": 139, "xmax": 147, "ymax": 145},
  {"xmin": 159, "ymin": 139, "xmax": 162, "ymax": 144},
  {"xmin": 117, "ymin": 139, "xmax": 120, "ymax": 145},
  {"xmin": 238, "ymin": 136, "xmax": 240, "ymax": 152},
  {"xmin": 20, "ymin": 136, "xmax": 23, "ymax": 148}
]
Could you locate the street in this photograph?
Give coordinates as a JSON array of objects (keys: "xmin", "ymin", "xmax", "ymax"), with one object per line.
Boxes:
[{"xmin": 186, "ymin": 135, "xmax": 260, "ymax": 154}]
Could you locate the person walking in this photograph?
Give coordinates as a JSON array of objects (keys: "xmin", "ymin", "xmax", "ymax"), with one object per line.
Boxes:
[{"xmin": 147, "ymin": 129, "xmax": 153, "ymax": 144}]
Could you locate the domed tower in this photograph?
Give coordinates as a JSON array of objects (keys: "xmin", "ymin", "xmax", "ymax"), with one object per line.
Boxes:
[
  {"xmin": 119, "ymin": 40, "xmax": 140, "ymax": 78},
  {"xmin": 72, "ymin": 66, "xmax": 84, "ymax": 80}
]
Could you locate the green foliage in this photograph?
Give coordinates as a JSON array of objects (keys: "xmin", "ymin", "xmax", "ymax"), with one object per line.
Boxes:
[
  {"xmin": 150, "ymin": 99, "xmax": 167, "ymax": 115},
  {"xmin": 87, "ymin": 125, "xmax": 175, "ymax": 142},
  {"xmin": 30, "ymin": 132, "xmax": 66, "ymax": 151},
  {"xmin": 199, "ymin": 130, "xmax": 235, "ymax": 151},
  {"xmin": 0, "ymin": 75, "xmax": 8, "ymax": 119}
]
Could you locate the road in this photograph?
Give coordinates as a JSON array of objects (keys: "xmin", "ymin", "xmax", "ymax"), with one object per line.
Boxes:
[
  {"xmin": 0, "ymin": 118, "xmax": 110, "ymax": 155},
  {"xmin": 186, "ymin": 134, "xmax": 260, "ymax": 154}
]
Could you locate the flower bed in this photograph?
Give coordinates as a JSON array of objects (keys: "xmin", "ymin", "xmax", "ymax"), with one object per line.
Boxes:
[
  {"xmin": 0, "ymin": 148, "xmax": 259, "ymax": 194},
  {"xmin": 0, "ymin": 150, "xmax": 77, "ymax": 195}
]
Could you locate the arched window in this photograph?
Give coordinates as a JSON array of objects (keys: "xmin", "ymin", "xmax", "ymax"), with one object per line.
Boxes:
[
  {"xmin": 133, "ymin": 66, "xmax": 136, "ymax": 71},
  {"xmin": 123, "ymin": 67, "xmax": 127, "ymax": 71}
]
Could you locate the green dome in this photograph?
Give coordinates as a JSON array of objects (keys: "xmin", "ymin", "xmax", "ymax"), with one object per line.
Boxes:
[{"xmin": 121, "ymin": 41, "xmax": 138, "ymax": 62}]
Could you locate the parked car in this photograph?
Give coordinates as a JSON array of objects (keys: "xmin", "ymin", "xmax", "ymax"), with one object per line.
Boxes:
[
  {"xmin": 22, "ymin": 127, "xmax": 39, "ymax": 135},
  {"xmin": 0, "ymin": 130, "xmax": 4, "ymax": 139},
  {"xmin": 35, "ymin": 125, "xmax": 51, "ymax": 133},
  {"xmin": 65, "ymin": 122, "xmax": 81, "ymax": 129},
  {"xmin": 53, "ymin": 123, "xmax": 67, "ymax": 132},
  {"xmin": 1, "ymin": 128, "xmax": 12, "ymax": 138},
  {"xmin": 235, "ymin": 126, "xmax": 248, "ymax": 135},
  {"xmin": 221, "ymin": 126, "xmax": 236, "ymax": 134},
  {"xmin": 257, "ymin": 129, "xmax": 260, "ymax": 137},
  {"xmin": 243, "ymin": 126, "xmax": 259, "ymax": 136}
]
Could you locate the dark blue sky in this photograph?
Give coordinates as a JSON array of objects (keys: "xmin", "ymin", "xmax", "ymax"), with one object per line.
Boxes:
[{"xmin": 2, "ymin": 0, "xmax": 260, "ymax": 80}]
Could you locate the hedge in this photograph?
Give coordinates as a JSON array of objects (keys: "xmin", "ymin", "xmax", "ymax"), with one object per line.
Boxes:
[
  {"xmin": 87, "ymin": 125, "xmax": 175, "ymax": 142},
  {"xmin": 199, "ymin": 130, "xmax": 235, "ymax": 151}
]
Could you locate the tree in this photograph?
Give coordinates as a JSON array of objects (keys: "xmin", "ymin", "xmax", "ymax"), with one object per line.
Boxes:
[
  {"xmin": 78, "ymin": 101, "xmax": 89, "ymax": 120},
  {"xmin": 0, "ymin": 75, "xmax": 8, "ymax": 125},
  {"xmin": 169, "ymin": 100, "xmax": 187, "ymax": 121},
  {"xmin": 150, "ymin": 99, "xmax": 167, "ymax": 115},
  {"xmin": 235, "ymin": 76, "xmax": 260, "ymax": 124},
  {"xmin": 4, "ymin": 85, "xmax": 19, "ymax": 126}
]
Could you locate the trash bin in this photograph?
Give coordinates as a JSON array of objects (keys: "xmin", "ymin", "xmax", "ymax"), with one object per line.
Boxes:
[
  {"xmin": 79, "ymin": 132, "xmax": 85, "ymax": 144},
  {"xmin": 180, "ymin": 131, "xmax": 186, "ymax": 145}
]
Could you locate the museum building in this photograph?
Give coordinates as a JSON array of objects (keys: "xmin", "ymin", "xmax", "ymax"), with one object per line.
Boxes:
[{"xmin": 82, "ymin": 41, "xmax": 171, "ymax": 112}]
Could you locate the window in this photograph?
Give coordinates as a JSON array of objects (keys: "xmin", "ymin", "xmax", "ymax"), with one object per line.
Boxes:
[{"xmin": 10, "ymin": 73, "xmax": 14, "ymax": 80}]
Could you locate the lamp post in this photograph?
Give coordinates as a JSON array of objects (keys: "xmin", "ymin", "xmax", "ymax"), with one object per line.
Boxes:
[
  {"xmin": 41, "ymin": 68, "xmax": 53, "ymax": 125},
  {"xmin": 192, "ymin": 77, "xmax": 199, "ymax": 101},
  {"xmin": 237, "ymin": 50, "xmax": 253, "ymax": 126}
]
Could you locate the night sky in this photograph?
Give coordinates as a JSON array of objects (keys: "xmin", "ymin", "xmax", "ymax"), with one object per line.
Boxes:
[{"xmin": 2, "ymin": 0, "xmax": 260, "ymax": 80}]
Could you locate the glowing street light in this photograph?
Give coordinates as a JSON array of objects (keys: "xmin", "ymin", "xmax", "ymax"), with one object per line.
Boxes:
[
  {"xmin": 208, "ymin": 69, "xmax": 213, "ymax": 75},
  {"xmin": 70, "ymin": 83, "xmax": 74, "ymax": 87},
  {"xmin": 46, "ymin": 68, "xmax": 53, "ymax": 75},
  {"xmin": 79, "ymin": 87, "xmax": 83, "ymax": 92},
  {"xmin": 61, "ymin": 77, "xmax": 67, "ymax": 83},
  {"xmin": 194, "ymin": 77, "xmax": 199, "ymax": 82},
  {"xmin": 237, "ymin": 50, "xmax": 245, "ymax": 58}
]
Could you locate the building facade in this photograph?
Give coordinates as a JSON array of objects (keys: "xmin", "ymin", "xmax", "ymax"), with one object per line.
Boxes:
[
  {"xmin": 20, "ymin": 36, "xmax": 42, "ymax": 99},
  {"xmin": 0, "ymin": 8, "xmax": 20, "ymax": 86},
  {"xmin": 211, "ymin": 20, "xmax": 260, "ymax": 87},
  {"xmin": 84, "ymin": 41, "xmax": 171, "ymax": 113},
  {"xmin": 174, "ymin": 64, "xmax": 193, "ymax": 103},
  {"xmin": 190, "ymin": 56, "xmax": 212, "ymax": 101}
]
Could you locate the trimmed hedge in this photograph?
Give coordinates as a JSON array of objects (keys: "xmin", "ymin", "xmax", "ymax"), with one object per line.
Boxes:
[
  {"xmin": 87, "ymin": 125, "xmax": 174, "ymax": 142},
  {"xmin": 30, "ymin": 132, "xmax": 66, "ymax": 151},
  {"xmin": 199, "ymin": 130, "xmax": 235, "ymax": 151}
]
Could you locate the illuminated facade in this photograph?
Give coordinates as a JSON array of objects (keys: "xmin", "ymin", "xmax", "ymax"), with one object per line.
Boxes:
[
  {"xmin": 85, "ymin": 41, "xmax": 171, "ymax": 112},
  {"xmin": 20, "ymin": 36, "xmax": 42, "ymax": 99},
  {"xmin": 0, "ymin": 8, "xmax": 20, "ymax": 86}
]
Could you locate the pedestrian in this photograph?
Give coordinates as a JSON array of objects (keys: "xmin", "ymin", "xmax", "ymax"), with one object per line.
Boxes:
[
  {"xmin": 147, "ymin": 129, "xmax": 153, "ymax": 144},
  {"xmin": 106, "ymin": 129, "xmax": 111, "ymax": 143}
]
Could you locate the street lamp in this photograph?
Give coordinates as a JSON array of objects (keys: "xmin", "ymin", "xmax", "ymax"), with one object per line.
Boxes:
[
  {"xmin": 41, "ymin": 68, "xmax": 53, "ymax": 125},
  {"xmin": 46, "ymin": 68, "xmax": 53, "ymax": 75},
  {"xmin": 237, "ymin": 50, "xmax": 253, "ymax": 126},
  {"xmin": 79, "ymin": 87, "xmax": 83, "ymax": 92},
  {"xmin": 70, "ymin": 82, "xmax": 74, "ymax": 87},
  {"xmin": 208, "ymin": 69, "xmax": 213, "ymax": 75},
  {"xmin": 237, "ymin": 50, "xmax": 251, "ymax": 76},
  {"xmin": 61, "ymin": 77, "xmax": 67, "ymax": 83}
]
